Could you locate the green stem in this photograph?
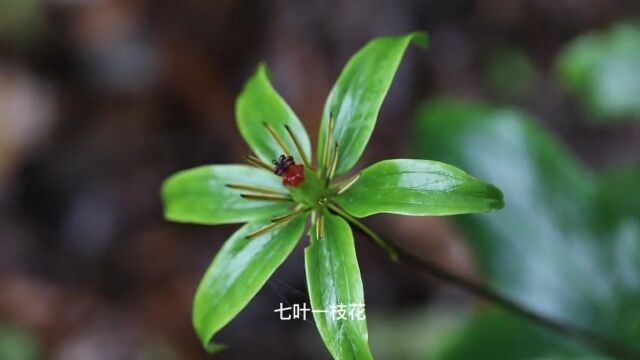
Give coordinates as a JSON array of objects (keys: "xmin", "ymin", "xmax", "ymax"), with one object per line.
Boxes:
[
  {"xmin": 330, "ymin": 205, "xmax": 640, "ymax": 360},
  {"xmin": 326, "ymin": 201, "xmax": 399, "ymax": 261}
]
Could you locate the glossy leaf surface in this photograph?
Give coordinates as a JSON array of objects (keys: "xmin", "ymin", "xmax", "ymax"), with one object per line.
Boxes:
[
  {"xmin": 305, "ymin": 212, "xmax": 373, "ymax": 359},
  {"xmin": 162, "ymin": 165, "xmax": 290, "ymax": 225},
  {"xmin": 193, "ymin": 216, "xmax": 306, "ymax": 351},
  {"xmin": 334, "ymin": 159, "xmax": 503, "ymax": 217},
  {"xmin": 236, "ymin": 64, "xmax": 312, "ymax": 164},
  {"xmin": 317, "ymin": 32, "xmax": 427, "ymax": 175}
]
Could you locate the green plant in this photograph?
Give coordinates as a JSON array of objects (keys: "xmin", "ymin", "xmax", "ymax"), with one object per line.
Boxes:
[
  {"xmin": 414, "ymin": 98, "xmax": 640, "ymax": 359},
  {"xmin": 483, "ymin": 46, "xmax": 537, "ymax": 99},
  {"xmin": 161, "ymin": 32, "xmax": 504, "ymax": 358},
  {"xmin": 556, "ymin": 21, "xmax": 640, "ymax": 121},
  {"xmin": 0, "ymin": 324, "xmax": 40, "ymax": 360}
]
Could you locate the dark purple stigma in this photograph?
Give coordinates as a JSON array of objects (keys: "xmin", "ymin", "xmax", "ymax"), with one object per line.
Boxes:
[{"xmin": 272, "ymin": 154, "xmax": 295, "ymax": 176}]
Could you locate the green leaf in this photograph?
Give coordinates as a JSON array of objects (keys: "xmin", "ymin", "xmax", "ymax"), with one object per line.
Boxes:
[
  {"xmin": 0, "ymin": 325, "xmax": 41, "ymax": 360},
  {"xmin": 414, "ymin": 98, "xmax": 640, "ymax": 354},
  {"xmin": 334, "ymin": 159, "xmax": 503, "ymax": 217},
  {"xmin": 317, "ymin": 32, "xmax": 427, "ymax": 176},
  {"xmin": 193, "ymin": 216, "xmax": 307, "ymax": 351},
  {"xmin": 162, "ymin": 165, "xmax": 290, "ymax": 225},
  {"xmin": 483, "ymin": 46, "xmax": 537, "ymax": 99},
  {"xmin": 429, "ymin": 309, "xmax": 600, "ymax": 360},
  {"xmin": 556, "ymin": 21, "xmax": 640, "ymax": 120},
  {"xmin": 236, "ymin": 64, "xmax": 312, "ymax": 164},
  {"xmin": 305, "ymin": 211, "xmax": 373, "ymax": 360},
  {"xmin": 594, "ymin": 165, "xmax": 640, "ymax": 230}
]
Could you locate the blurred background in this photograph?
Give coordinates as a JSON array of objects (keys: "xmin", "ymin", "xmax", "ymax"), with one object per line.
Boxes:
[{"xmin": 1, "ymin": 0, "xmax": 640, "ymax": 359}]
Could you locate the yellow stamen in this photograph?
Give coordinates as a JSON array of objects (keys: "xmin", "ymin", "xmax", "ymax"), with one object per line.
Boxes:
[
  {"xmin": 245, "ymin": 211, "xmax": 304, "ymax": 240},
  {"xmin": 315, "ymin": 213, "xmax": 325, "ymax": 240},
  {"xmin": 245, "ymin": 155, "xmax": 274, "ymax": 172},
  {"xmin": 322, "ymin": 113, "xmax": 335, "ymax": 173},
  {"xmin": 332, "ymin": 173, "xmax": 361, "ymax": 195},
  {"xmin": 326, "ymin": 142, "xmax": 339, "ymax": 183},
  {"xmin": 284, "ymin": 125, "xmax": 310, "ymax": 167},
  {"xmin": 263, "ymin": 122, "xmax": 293, "ymax": 156},
  {"xmin": 271, "ymin": 206, "xmax": 310, "ymax": 223},
  {"xmin": 226, "ymin": 183, "xmax": 287, "ymax": 196},
  {"xmin": 240, "ymin": 194, "xmax": 293, "ymax": 202}
]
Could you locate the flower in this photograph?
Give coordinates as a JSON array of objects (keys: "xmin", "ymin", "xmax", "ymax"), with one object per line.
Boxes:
[{"xmin": 161, "ymin": 32, "xmax": 503, "ymax": 359}]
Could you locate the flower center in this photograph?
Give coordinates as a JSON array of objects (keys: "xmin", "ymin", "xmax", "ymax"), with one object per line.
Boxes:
[{"xmin": 272, "ymin": 154, "xmax": 306, "ymax": 187}]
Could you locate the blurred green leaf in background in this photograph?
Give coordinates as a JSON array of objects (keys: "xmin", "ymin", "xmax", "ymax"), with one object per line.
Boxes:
[
  {"xmin": 0, "ymin": 324, "xmax": 40, "ymax": 360},
  {"xmin": 414, "ymin": 98, "xmax": 640, "ymax": 359},
  {"xmin": 483, "ymin": 46, "xmax": 537, "ymax": 100},
  {"xmin": 0, "ymin": 0, "xmax": 44, "ymax": 47},
  {"xmin": 556, "ymin": 21, "xmax": 640, "ymax": 121},
  {"xmin": 428, "ymin": 309, "xmax": 597, "ymax": 360}
]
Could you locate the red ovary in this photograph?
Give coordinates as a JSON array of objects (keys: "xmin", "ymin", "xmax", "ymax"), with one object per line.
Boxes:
[{"xmin": 282, "ymin": 164, "xmax": 305, "ymax": 187}]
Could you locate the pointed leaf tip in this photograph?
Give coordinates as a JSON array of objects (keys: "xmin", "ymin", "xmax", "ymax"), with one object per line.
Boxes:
[
  {"xmin": 193, "ymin": 216, "xmax": 307, "ymax": 350},
  {"xmin": 335, "ymin": 159, "xmax": 504, "ymax": 218},
  {"xmin": 407, "ymin": 31, "xmax": 428, "ymax": 48},
  {"xmin": 318, "ymin": 32, "xmax": 428, "ymax": 176},
  {"xmin": 236, "ymin": 64, "xmax": 312, "ymax": 165}
]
